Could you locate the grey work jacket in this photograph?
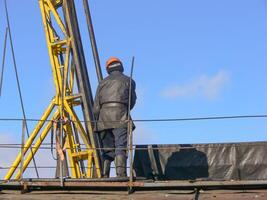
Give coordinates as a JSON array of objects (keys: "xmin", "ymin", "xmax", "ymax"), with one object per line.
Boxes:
[{"xmin": 93, "ymin": 71, "xmax": 137, "ymax": 132}]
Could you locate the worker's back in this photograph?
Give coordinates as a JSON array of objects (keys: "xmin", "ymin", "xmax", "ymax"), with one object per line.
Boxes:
[
  {"xmin": 99, "ymin": 71, "xmax": 135, "ymax": 105},
  {"xmin": 94, "ymin": 70, "xmax": 136, "ymax": 132}
]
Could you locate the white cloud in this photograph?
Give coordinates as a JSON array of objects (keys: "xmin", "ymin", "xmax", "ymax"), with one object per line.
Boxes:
[{"xmin": 160, "ymin": 70, "xmax": 230, "ymax": 100}]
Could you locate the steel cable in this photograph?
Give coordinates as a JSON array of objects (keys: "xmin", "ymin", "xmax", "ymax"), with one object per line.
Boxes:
[
  {"xmin": 1, "ymin": 143, "xmax": 267, "ymax": 150},
  {"xmin": 4, "ymin": 0, "xmax": 39, "ymax": 178},
  {"xmin": 1, "ymin": 114, "xmax": 267, "ymax": 123},
  {"xmin": 0, "ymin": 27, "xmax": 8, "ymax": 97}
]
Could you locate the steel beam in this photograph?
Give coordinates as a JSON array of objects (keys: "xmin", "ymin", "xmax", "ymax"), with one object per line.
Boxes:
[
  {"xmin": 62, "ymin": 0, "xmax": 101, "ymax": 178},
  {"xmin": 82, "ymin": 0, "xmax": 103, "ymax": 82}
]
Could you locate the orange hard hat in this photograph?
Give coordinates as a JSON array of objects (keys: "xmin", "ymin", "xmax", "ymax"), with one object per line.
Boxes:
[{"xmin": 106, "ymin": 57, "xmax": 122, "ymax": 68}]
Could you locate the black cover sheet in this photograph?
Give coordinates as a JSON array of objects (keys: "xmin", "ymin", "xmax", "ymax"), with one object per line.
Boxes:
[{"xmin": 133, "ymin": 142, "xmax": 267, "ymax": 181}]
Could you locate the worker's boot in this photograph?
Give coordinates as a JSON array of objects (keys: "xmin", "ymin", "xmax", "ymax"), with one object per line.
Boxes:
[
  {"xmin": 102, "ymin": 159, "xmax": 111, "ymax": 178},
  {"xmin": 115, "ymin": 155, "xmax": 127, "ymax": 177}
]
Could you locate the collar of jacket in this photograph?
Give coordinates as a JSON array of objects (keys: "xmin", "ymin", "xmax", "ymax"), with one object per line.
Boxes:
[{"xmin": 110, "ymin": 70, "xmax": 122, "ymax": 75}]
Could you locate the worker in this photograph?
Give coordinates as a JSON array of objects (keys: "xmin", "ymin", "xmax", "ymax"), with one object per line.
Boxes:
[{"xmin": 93, "ymin": 57, "xmax": 137, "ymax": 178}]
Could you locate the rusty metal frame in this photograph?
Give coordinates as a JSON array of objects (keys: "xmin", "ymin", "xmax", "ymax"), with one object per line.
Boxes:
[{"xmin": 1, "ymin": 179, "xmax": 267, "ymax": 194}]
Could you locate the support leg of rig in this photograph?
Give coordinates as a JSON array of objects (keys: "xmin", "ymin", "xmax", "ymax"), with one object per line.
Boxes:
[
  {"xmin": 4, "ymin": 101, "xmax": 55, "ymax": 180},
  {"xmin": 14, "ymin": 111, "xmax": 59, "ymax": 180}
]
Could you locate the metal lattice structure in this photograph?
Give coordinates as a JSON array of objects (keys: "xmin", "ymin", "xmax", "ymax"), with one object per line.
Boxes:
[{"xmin": 4, "ymin": 0, "xmax": 101, "ymax": 180}]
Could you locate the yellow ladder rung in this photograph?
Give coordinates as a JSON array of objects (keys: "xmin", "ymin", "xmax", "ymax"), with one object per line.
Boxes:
[
  {"xmin": 51, "ymin": 39, "xmax": 68, "ymax": 47},
  {"xmin": 71, "ymin": 150, "xmax": 93, "ymax": 161},
  {"xmin": 73, "ymin": 143, "xmax": 80, "ymax": 148}
]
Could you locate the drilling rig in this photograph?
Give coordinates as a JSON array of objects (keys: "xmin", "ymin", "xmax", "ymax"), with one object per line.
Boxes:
[{"xmin": 4, "ymin": 0, "xmax": 103, "ymax": 180}]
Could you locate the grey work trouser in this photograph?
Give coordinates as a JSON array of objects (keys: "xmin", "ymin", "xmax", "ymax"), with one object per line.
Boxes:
[{"xmin": 99, "ymin": 128, "xmax": 128, "ymax": 161}]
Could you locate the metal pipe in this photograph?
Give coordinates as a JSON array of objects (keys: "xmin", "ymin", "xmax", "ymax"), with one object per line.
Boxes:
[
  {"xmin": 127, "ymin": 57, "xmax": 135, "ymax": 193},
  {"xmin": 60, "ymin": 60, "xmax": 64, "ymax": 187},
  {"xmin": 82, "ymin": 1, "xmax": 104, "ymax": 170},
  {"xmin": 62, "ymin": 0, "xmax": 102, "ymax": 178},
  {"xmin": 82, "ymin": 0, "xmax": 103, "ymax": 82}
]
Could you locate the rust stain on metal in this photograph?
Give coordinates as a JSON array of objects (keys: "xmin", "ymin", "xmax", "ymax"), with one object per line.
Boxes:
[{"xmin": 22, "ymin": 181, "xmax": 144, "ymax": 188}]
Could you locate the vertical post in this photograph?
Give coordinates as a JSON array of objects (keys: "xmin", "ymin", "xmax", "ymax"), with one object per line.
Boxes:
[
  {"xmin": 128, "ymin": 122, "xmax": 134, "ymax": 192},
  {"xmin": 59, "ymin": 122, "xmax": 64, "ymax": 186},
  {"xmin": 60, "ymin": 63, "xmax": 65, "ymax": 187},
  {"xmin": 128, "ymin": 57, "xmax": 135, "ymax": 193},
  {"xmin": 20, "ymin": 119, "xmax": 26, "ymax": 180}
]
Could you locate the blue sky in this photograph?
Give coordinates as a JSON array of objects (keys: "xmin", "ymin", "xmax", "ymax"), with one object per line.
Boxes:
[{"xmin": 1, "ymin": 0, "xmax": 267, "ymax": 150}]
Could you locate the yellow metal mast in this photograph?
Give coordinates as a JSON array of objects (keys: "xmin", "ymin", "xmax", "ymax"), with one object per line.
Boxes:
[{"xmin": 4, "ymin": 0, "xmax": 101, "ymax": 180}]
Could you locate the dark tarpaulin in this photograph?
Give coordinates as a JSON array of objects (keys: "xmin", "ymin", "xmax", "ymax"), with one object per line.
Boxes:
[{"xmin": 133, "ymin": 142, "xmax": 267, "ymax": 181}]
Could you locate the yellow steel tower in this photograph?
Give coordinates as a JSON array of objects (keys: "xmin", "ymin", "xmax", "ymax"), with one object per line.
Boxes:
[{"xmin": 5, "ymin": 0, "xmax": 101, "ymax": 180}]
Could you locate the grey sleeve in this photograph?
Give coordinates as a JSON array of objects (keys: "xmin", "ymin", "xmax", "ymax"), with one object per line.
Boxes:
[
  {"xmin": 93, "ymin": 85, "xmax": 101, "ymax": 119},
  {"xmin": 130, "ymin": 80, "xmax": 137, "ymax": 109}
]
